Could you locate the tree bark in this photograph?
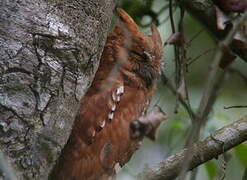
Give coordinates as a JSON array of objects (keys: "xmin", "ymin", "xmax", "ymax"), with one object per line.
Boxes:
[{"xmin": 0, "ymin": 0, "xmax": 116, "ymax": 179}]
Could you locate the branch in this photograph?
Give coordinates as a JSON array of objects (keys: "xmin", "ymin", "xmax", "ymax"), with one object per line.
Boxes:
[
  {"xmin": 179, "ymin": 0, "xmax": 247, "ymax": 63},
  {"xmin": 224, "ymin": 105, "xmax": 247, "ymax": 109},
  {"xmin": 177, "ymin": 11, "xmax": 246, "ymax": 179},
  {"xmin": 160, "ymin": 72, "xmax": 196, "ymax": 120},
  {"xmin": 141, "ymin": 115, "xmax": 247, "ymax": 180}
]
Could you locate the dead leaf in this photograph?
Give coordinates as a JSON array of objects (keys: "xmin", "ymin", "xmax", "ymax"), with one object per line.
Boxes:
[{"xmin": 129, "ymin": 107, "xmax": 167, "ymax": 140}]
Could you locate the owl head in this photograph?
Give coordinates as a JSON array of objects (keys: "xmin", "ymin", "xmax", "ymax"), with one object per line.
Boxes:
[{"xmin": 113, "ymin": 8, "xmax": 163, "ymax": 87}]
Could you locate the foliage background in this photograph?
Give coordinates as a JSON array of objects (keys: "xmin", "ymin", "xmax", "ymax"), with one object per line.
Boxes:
[{"xmin": 117, "ymin": 0, "xmax": 247, "ymax": 179}]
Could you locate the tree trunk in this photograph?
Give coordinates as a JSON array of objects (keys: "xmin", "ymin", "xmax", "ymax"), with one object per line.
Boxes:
[{"xmin": 0, "ymin": 0, "xmax": 116, "ymax": 179}]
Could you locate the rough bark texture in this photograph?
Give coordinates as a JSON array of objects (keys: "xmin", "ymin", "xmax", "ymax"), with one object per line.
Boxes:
[{"xmin": 0, "ymin": 0, "xmax": 116, "ymax": 179}]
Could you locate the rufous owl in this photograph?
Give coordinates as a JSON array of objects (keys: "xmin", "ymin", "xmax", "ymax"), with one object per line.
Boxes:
[{"xmin": 49, "ymin": 9, "xmax": 163, "ymax": 180}]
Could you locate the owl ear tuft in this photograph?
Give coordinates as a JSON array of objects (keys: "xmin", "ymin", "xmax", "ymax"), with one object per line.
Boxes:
[
  {"xmin": 117, "ymin": 8, "xmax": 138, "ymax": 34},
  {"xmin": 151, "ymin": 24, "xmax": 162, "ymax": 48}
]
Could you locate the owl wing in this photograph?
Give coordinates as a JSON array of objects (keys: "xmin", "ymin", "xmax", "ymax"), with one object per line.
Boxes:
[{"xmin": 72, "ymin": 75, "xmax": 124, "ymax": 145}]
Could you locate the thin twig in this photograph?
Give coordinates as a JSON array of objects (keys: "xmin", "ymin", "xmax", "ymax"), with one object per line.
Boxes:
[
  {"xmin": 177, "ymin": 11, "xmax": 247, "ymax": 180},
  {"xmin": 158, "ymin": 3, "xmax": 172, "ymax": 25},
  {"xmin": 224, "ymin": 105, "xmax": 247, "ymax": 109},
  {"xmin": 197, "ymin": 12, "xmax": 247, "ymax": 119},
  {"xmin": 187, "ymin": 48, "xmax": 215, "ymax": 66},
  {"xmin": 169, "ymin": 0, "xmax": 176, "ymax": 34},
  {"xmin": 177, "ymin": 3, "xmax": 192, "ymax": 122},
  {"xmin": 186, "ymin": 29, "xmax": 204, "ymax": 47},
  {"xmin": 161, "ymin": 71, "xmax": 196, "ymax": 120},
  {"xmin": 169, "ymin": 0, "xmax": 181, "ymax": 113},
  {"xmin": 181, "ymin": 0, "xmax": 247, "ymax": 62},
  {"xmin": 178, "ymin": 71, "xmax": 226, "ymax": 180}
]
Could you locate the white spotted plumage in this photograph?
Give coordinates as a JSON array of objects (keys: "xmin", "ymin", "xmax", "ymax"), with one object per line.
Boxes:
[
  {"xmin": 116, "ymin": 96, "xmax": 120, "ymax": 102},
  {"xmin": 93, "ymin": 86, "xmax": 124, "ymax": 135},
  {"xmin": 100, "ymin": 120, "xmax": 106, "ymax": 128},
  {"xmin": 108, "ymin": 86, "xmax": 124, "ymax": 122},
  {"xmin": 112, "ymin": 93, "xmax": 117, "ymax": 102},
  {"xmin": 116, "ymin": 86, "xmax": 124, "ymax": 95},
  {"xmin": 111, "ymin": 103, "xmax": 116, "ymax": 111},
  {"xmin": 108, "ymin": 112, "xmax": 114, "ymax": 120}
]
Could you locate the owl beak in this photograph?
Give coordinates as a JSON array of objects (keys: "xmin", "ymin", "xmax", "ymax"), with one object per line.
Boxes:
[
  {"xmin": 117, "ymin": 8, "xmax": 138, "ymax": 34},
  {"xmin": 151, "ymin": 24, "xmax": 162, "ymax": 48}
]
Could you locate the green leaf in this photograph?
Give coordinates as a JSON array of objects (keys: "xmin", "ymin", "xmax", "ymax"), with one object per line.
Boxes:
[
  {"xmin": 204, "ymin": 161, "xmax": 217, "ymax": 179},
  {"xmin": 171, "ymin": 121, "xmax": 184, "ymax": 130},
  {"xmin": 215, "ymin": 113, "xmax": 230, "ymax": 121},
  {"xmin": 234, "ymin": 143, "xmax": 247, "ymax": 167}
]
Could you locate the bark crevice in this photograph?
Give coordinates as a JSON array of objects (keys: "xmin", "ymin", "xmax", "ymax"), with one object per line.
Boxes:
[{"xmin": 0, "ymin": 0, "xmax": 116, "ymax": 179}]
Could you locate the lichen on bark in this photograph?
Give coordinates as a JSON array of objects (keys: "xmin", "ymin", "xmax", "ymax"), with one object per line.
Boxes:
[{"xmin": 0, "ymin": 0, "xmax": 116, "ymax": 179}]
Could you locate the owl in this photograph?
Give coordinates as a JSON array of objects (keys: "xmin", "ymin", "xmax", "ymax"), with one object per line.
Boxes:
[{"xmin": 49, "ymin": 9, "xmax": 163, "ymax": 180}]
